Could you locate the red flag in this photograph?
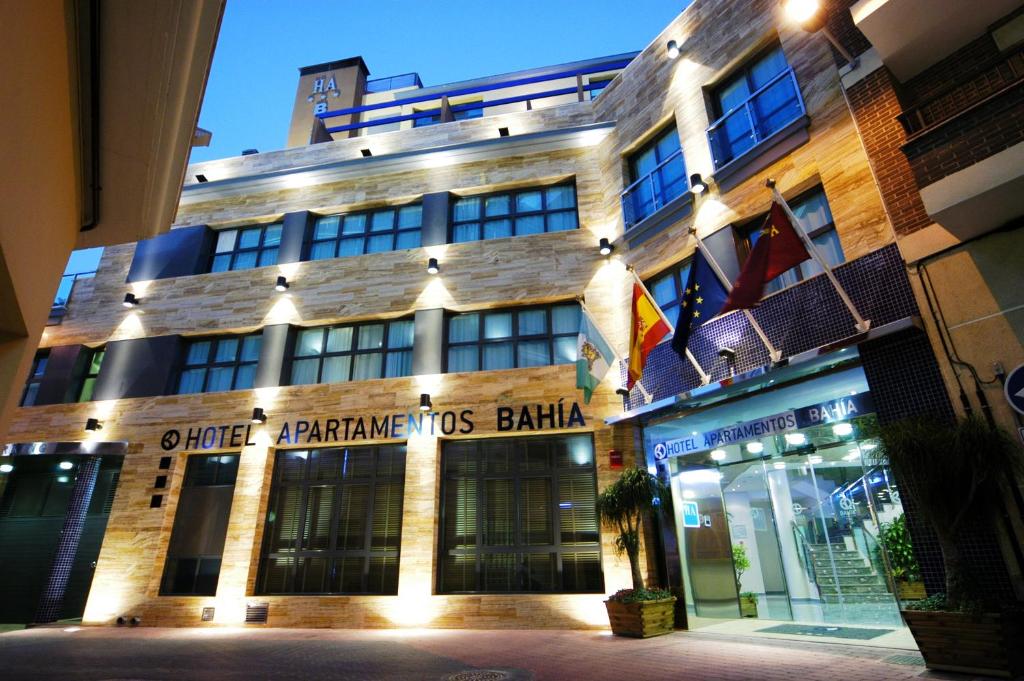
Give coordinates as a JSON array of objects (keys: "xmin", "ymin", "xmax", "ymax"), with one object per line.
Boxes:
[
  {"xmin": 627, "ymin": 281, "xmax": 671, "ymax": 389},
  {"xmin": 719, "ymin": 201, "xmax": 810, "ymax": 313}
]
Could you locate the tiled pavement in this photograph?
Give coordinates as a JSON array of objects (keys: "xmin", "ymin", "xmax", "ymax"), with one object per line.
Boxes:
[{"xmin": 0, "ymin": 626, "xmax": 995, "ymax": 681}]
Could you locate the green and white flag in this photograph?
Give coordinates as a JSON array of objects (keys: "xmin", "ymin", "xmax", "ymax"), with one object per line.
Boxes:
[{"xmin": 576, "ymin": 304, "xmax": 617, "ymax": 404}]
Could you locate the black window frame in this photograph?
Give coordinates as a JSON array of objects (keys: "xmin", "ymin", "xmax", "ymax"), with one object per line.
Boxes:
[
  {"xmin": 448, "ymin": 183, "xmax": 579, "ymax": 243},
  {"xmin": 19, "ymin": 351, "xmax": 48, "ymax": 407},
  {"xmin": 288, "ymin": 318, "xmax": 415, "ymax": 386},
  {"xmin": 209, "ymin": 223, "xmax": 283, "ymax": 273},
  {"xmin": 443, "ymin": 302, "xmax": 580, "ymax": 374},
  {"xmin": 175, "ymin": 332, "xmax": 263, "ymax": 395},
  {"xmin": 257, "ymin": 445, "xmax": 407, "ymax": 595},
  {"xmin": 76, "ymin": 346, "xmax": 105, "ymax": 402},
  {"xmin": 437, "ymin": 434, "xmax": 604, "ymax": 594},
  {"xmin": 306, "ymin": 203, "xmax": 423, "ymax": 261}
]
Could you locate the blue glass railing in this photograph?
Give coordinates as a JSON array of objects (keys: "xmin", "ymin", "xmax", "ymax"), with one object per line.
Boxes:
[
  {"xmin": 365, "ymin": 73, "xmax": 423, "ymax": 93},
  {"xmin": 620, "ymin": 148, "xmax": 688, "ymax": 228},
  {"xmin": 53, "ymin": 271, "xmax": 96, "ymax": 308},
  {"xmin": 706, "ymin": 68, "xmax": 805, "ymax": 170}
]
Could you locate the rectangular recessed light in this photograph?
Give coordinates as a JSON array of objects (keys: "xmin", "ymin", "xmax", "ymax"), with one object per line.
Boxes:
[
  {"xmin": 498, "ymin": 127, "xmax": 510, "ymax": 137},
  {"xmin": 195, "ymin": 174, "xmax": 208, "ymax": 183},
  {"xmin": 360, "ymin": 149, "xmax": 372, "ymax": 157}
]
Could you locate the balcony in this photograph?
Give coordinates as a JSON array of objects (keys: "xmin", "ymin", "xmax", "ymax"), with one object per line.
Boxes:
[
  {"xmin": 48, "ymin": 271, "xmax": 96, "ymax": 325},
  {"xmin": 621, "ymin": 148, "xmax": 689, "ymax": 231}
]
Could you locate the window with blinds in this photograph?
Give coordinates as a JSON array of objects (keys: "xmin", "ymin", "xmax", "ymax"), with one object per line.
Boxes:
[
  {"xmin": 438, "ymin": 434, "xmax": 602, "ymax": 594},
  {"xmin": 257, "ymin": 445, "xmax": 406, "ymax": 595}
]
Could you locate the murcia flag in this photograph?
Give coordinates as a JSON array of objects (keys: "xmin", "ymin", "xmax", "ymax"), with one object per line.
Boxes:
[
  {"xmin": 671, "ymin": 248, "xmax": 729, "ymax": 360},
  {"xmin": 720, "ymin": 201, "xmax": 810, "ymax": 314},
  {"xmin": 576, "ymin": 307, "xmax": 616, "ymax": 404},
  {"xmin": 628, "ymin": 276, "xmax": 671, "ymax": 389}
]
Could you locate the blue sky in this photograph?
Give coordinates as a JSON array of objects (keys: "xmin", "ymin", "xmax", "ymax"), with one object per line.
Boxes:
[{"xmin": 189, "ymin": 0, "xmax": 686, "ymax": 163}]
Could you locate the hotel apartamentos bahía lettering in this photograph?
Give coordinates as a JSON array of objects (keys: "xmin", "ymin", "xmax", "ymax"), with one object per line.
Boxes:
[{"xmin": 159, "ymin": 400, "xmax": 587, "ymax": 451}]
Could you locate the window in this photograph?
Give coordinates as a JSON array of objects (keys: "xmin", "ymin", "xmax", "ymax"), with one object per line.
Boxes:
[
  {"xmin": 438, "ymin": 435, "xmax": 602, "ymax": 593},
  {"xmin": 258, "ymin": 445, "xmax": 405, "ymax": 594},
  {"xmin": 20, "ymin": 352, "xmax": 48, "ymax": 407},
  {"xmin": 742, "ymin": 188, "xmax": 844, "ymax": 293},
  {"xmin": 622, "ymin": 126, "xmax": 688, "ymax": 227},
  {"xmin": 450, "ymin": 184, "xmax": 578, "ymax": 243},
  {"xmin": 413, "ymin": 102, "xmax": 483, "ymax": 127},
  {"xmin": 160, "ymin": 455, "xmax": 238, "ymax": 596},
  {"xmin": 308, "ymin": 204, "xmax": 422, "ymax": 260},
  {"xmin": 648, "ymin": 259, "xmax": 694, "ymax": 325},
  {"xmin": 77, "ymin": 347, "xmax": 105, "ymax": 402},
  {"xmin": 210, "ymin": 223, "xmax": 282, "ymax": 272},
  {"xmin": 290, "ymin": 319, "xmax": 414, "ymax": 385},
  {"xmin": 708, "ymin": 43, "xmax": 804, "ymax": 168},
  {"xmin": 588, "ymin": 77, "xmax": 614, "ymax": 100},
  {"xmin": 177, "ymin": 333, "xmax": 262, "ymax": 394},
  {"xmin": 446, "ymin": 303, "xmax": 580, "ymax": 373}
]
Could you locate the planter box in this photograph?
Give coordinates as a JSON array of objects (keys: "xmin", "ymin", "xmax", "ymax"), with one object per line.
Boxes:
[
  {"xmin": 739, "ymin": 595, "xmax": 758, "ymax": 618},
  {"xmin": 902, "ymin": 609, "xmax": 1024, "ymax": 678},
  {"xmin": 896, "ymin": 581, "xmax": 925, "ymax": 601},
  {"xmin": 605, "ymin": 597, "xmax": 676, "ymax": 638}
]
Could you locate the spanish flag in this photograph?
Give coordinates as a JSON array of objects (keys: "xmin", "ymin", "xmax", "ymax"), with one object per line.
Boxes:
[{"xmin": 627, "ymin": 273, "xmax": 671, "ymax": 389}]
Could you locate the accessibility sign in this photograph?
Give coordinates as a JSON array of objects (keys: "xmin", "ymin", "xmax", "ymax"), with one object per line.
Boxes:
[{"xmin": 1004, "ymin": 364, "xmax": 1024, "ymax": 415}]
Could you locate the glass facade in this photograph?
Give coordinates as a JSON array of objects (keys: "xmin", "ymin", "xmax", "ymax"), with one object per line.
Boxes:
[
  {"xmin": 290, "ymin": 319, "xmax": 414, "ymax": 385},
  {"xmin": 177, "ymin": 333, "xmax": 262, "ymax": 394},
  {"xmin": 19, "ymin": 352, "xmax": 48, "ymax": 407},
  {"xmin": 210, "ymin": 224, "xmax": 282, "ymax": 272},
  {"xmin": 308, "ymin": 204, "xmax": 422, "ymax": 259},
  {"xmin": 77, "ymin": 347, "xmax": 105, "ymax": 402},
  {"xmin": 450, "ymin": 185, "xmax": 578, "ymax": 243},
  {"xmin": 446, "ymin": 303, "xmax": 580, "ymax": 373},
  {"xmin": 623, "ymin": 126, "xmax": 687, "ymax": 227}
]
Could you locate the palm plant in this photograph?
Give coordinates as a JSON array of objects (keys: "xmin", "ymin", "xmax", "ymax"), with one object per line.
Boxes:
[
  {"xmin": 875, "ymin": 416, "xmax": 1023, "ymax": 611},
  {"xmin": 595, "ymin": 467, "xmax": 664, "ymax": 591}
]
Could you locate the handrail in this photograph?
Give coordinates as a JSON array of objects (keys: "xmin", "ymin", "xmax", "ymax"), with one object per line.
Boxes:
[
  {"xmin": 53, "ymin": 270, "xmax": 96, "ymax": 308},
  {"xmin": 318, "ymin": 58, "xmax": 633, "ymax": 121},
  {"xmin": 620, "ymin": 148, "xmax": 687, "ymax": 228},
  {"xmin": 620, "ymin": 148, "xmax": 685, "ymax": 197},
  {"xmin": 792, "ymin": 522, "xmax": 818, "ymax": 585},
  {"xmin": 705, "ymin": 67, "xmax": 798, "ymax": 133}
]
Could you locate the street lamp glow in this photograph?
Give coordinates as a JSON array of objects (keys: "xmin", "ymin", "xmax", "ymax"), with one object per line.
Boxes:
[{"xmin": 784, "ymin": 0, "xmax": 819, "ymax": 24}]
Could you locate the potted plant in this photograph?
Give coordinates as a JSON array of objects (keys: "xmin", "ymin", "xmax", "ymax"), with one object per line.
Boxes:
[
  {"xmin": 732, "ymin": 544, "xmax": 758, "ymax": 617},
  {"xmin": 876, "ymin": 416, "xmax": 1024, "ymax": 677},
  {"xmin": 876, "ymin": 514, "xmax": 924, "ymax": 600},
  {"xmin": 596, "ymin": 467, "xmax": 676, "ymax": 637}
]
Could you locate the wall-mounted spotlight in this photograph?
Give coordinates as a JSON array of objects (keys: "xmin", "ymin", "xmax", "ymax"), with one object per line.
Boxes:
[
  {"xmin": 782, "ymin": 0, "xmax": 857, "ymax": 66},
  {"xmin": 783, "ymin": 0, "xmax": 820, "ymax": 25},
  {"xmin": 419, "ymin": 393, "xmax": 432, "ymax": 412},
  {"xmin": 689, "ymin": 173, "xmax": 707, "ymax": 195},
  {"xmin": 251, "ymin": 407, "xmax": 267, "ymax": 425},
  {"xmin": 718, "ymin": 346, "xmax": 736, "ymax": 361},
  {"xmin": 122, "ymin": 293, "xmax": 139, "ymax": 309},
  {"xmin": 0, "ymin": 463, "xmax": 13, "ymax": 473},
  {"xmin": 360, "ymin": 148, "xmax": 372, "ymax": 158},
  {"xmin": 85, "ymin": 417, "xmax": 102, "ymax": 432},
  {"xmin": 427, "ymin": 257, "xmax": 440, "ymax": 275},
  {"xmin": 598, "ymin": 237, "xmax": 613, "ymax": 257},
  {"xmin": 666, "ymin": 40, "xmax": 680, "ymax": 60},
  {"xmin": 275, "ymin": 275, "xmax": 290, "ymax": 292}
]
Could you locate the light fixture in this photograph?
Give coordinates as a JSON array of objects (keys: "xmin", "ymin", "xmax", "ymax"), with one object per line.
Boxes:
[
  {"xmin": 832, "ymin": 422, "xmax": 854, "ymax": 437},
  {"xmin": 809, "ymin": 455, "xmax": 823, "ymax": 464},
  {"xmin": 783, "ymin": 0, "xmax": 820, "ymax": 24},
  {"xmin": 360, "ymin": 148, "xmax": 372, "ymax": 158},
  {"xmin": 689, "ymin": 173, "xmax": 707, "ymax": 194},
  {"xmin": 275, "ymin": 275, "xmax": 290, "ymax": 292},
  {"xmin": 773, "ymin": 462, "xmax": 786, "ymax": 470},
  {"xmin": 251, "ymin": 407, "xmax": 267, "ymax": 425},
  {"xmin": 682, "ymin": 489, "xmax": 696, "ymax": 499},
  {"xmin": 122, "ymin": 293, "xmax": 139, "ymax": 309},
  {"xmin": 195, "ymin": 174, "xmax": 208, "ymax": 183},
  {"xmin": 0, "ymin": 463, "xmax": 12, "ymax": 473},
  {"xmin": 58, "ymin": 461, "xmax": 74, "ymax": 471},
  {"xmin": 785, "ymin": 432, "xmax": 807, "ymax": 446},
  {"xmin": 746, "ymin": 442, "xmax": 764, "ymax": 454},
  {"xmin": 427, "ymin": 257, "xmax": 440, "ymax": 275},
  {"xmin": 419, "ymin": 393, "xmax": 432, "ymax": 412},
  {"xmin": 710, "ymin": 448, "xmax": 727, "ymax": 461},
  {"xmin": 598, "ymin": 237, "xmax": 613, "ymax": 256},
  {"xmin": 666, "ymin": 40, "xmax": 680, "ymax": 59},
  {"xmin": 85, "ymin": 417, "xmax": 102, "ymax": 432},
  {"xmin": 615, "ymin": 387, "xmax": 630, "ymax": 397},
  {"xmin": 782, "ymin": 0, "xmax": 856, "ymax": 65},
  {"xmin": 498, "ymin": 127, "xmax": 510, "ymax": 137},
  {"xmin": 718, "ymin": 347, "xmax": 736, "ymax": 361}
]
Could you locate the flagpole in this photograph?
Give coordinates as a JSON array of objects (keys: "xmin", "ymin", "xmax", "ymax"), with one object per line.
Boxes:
[
  {"xmin": 767, "ymin": 179, "xmax": 871, "ymax": 333},
  {"xmin": 578, "ymin": 299, "xmax": 620, "ymax": 362},
  {"xmin": 628, "ymin": 268, "xmax": 711, "ymax": 385},
  {"xmin": 688, "ymin": 227, "xmax": 783, "ymax": 363}
]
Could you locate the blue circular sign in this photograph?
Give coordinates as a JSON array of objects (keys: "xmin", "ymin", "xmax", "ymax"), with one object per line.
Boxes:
[
  {"xmin": 653, "ymin": 442, "xmax": 667, "ymax": 460},
  {"xmin": 1004, "ymin": 364, "xmax": 1024, "ymax": 415}
]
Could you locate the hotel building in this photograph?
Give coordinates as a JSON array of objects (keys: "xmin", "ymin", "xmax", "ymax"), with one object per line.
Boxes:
[{"xmin": 2, "ymin": 0, "xmax": 1021, "ymax": 632}]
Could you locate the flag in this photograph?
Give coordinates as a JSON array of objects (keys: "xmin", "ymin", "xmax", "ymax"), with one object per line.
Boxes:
[
  {"xmin": 671, "ymin": 248, "xmax": 729, "ymax": 360},
  {"xmin": 719, "ymin": 201, "xmax": 810, "ymax": 313},
  {"xmin": 627, "ymin": 277, "xmax": 671, "ymax": 389},
  {"xmin": 576, "ymin": 307, "xmax": 616, "ymax": 404}
]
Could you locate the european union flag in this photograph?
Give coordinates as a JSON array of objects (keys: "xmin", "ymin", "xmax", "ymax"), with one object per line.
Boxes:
[{"xmin": 671, "ymin": 248, "xmax": 729, "ymax": 360}]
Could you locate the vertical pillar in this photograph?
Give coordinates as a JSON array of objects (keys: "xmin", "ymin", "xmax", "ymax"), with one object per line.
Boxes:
[
  {"xmin": 420, "ymin": 192, "xmax": 450, "ymax": 247},
  {"xmin": 33, "ymin": 456, "xmax": 101, "ymax": 624},
  {"xmin": 412, "ymin": 309, "xmax": 444, "ymax": 376}
]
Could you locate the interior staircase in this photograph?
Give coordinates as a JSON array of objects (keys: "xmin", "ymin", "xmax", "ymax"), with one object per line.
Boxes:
[{"xmin": 806, "ymin": 542, "xmax": 892, "ymax": 603}]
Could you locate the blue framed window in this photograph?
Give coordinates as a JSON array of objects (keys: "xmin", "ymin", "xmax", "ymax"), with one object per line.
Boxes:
[
  {"xmin": 445, "ymin": 303, "xmax": 580, "ymax": 373},
  {"xmin": 648, "ymin": 259, "xmax": 694, "ymax": 325},
  {"xmin": 743, "ymin": 188, "xmax": 844, "ymax": 293},
  {"xmin": 707, "ymin": 43, "xmax": 805, "ymax": 169},
  {"xmin": 289, "ymin": 319, "xmax": 414, "ymax": 385},
  {"xmin": 450, "ymin": 185, "xmax": 578, "ymax": 243},
  {"xmin": 177, "ymin": 334, "xmax": 262, "ymax": 394},
  {"xmin": 20, "ymin": 352, "xmax": 48, "ymax": 407},
  {"xmin": 210, "ymin": 224, "xmax": 282, "ymax": 272},
  {"xmin": 309, "ymin": 204, "xmax": 422, "ymax": 260},
  {"xmin": 413, "ymin": 103, "xmax": 483, "ymax": 127},
  {"xmin": 588, "ymin": 77, "xmax": 614, "ymax": 100},
  {"xmin": 621, "ymin": 126, "xmax": 688, "ymax": 228}
]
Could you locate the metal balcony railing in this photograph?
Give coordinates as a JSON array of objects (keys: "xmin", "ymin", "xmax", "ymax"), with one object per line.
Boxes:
[
  {"xmin": 706, "ymin": 68, "xmax": 805, "ymax": 170},
  {"xmin": 620, "ymin": 148, "xmax": 688, "ymax": 229},
  {"xmin": 53, "ymin": 271, "xmax": 96, "ymax": 309}
]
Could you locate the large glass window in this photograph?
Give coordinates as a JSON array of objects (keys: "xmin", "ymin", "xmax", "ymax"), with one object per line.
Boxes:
[
  {"xmin": 413, "ymin": 102, "xmax": 483, "ymax": 127},
  {"xmin": 160, "ymin": 455, "xmax": 239, "ymax": 596},
  {"xmin": 19, "ymin": 352, "xmax": 48, "ymax": 407},
  {"xmin": 446, "ymin": 303, "xmax": 580, "ymax": 373},
  {"xmin": 210, "ymin": 224, "xmax": 282, "ymax": 272},
  {"xmin": 308, "ymin": 204, "xmax": 422, "ymax": 260},
  {"xmin": 177, "ymin": 333, "xmax": 262, "ymax": 394},
  {"xmin": 742, "ymin": 187, "xmax": 844, "ymax": 293},
  {"xmin": 623, "ymin": 126, "xmax": 688, "ymax": 227},
  {"xmin": 77, "ymin": 347, "xmax": 105, "ymax": 402},
  {"xmin": 648, "ymin": 259, "xmax": 694, "ymax": 324},
  {"xmin": 258, "ymin": 445, "xmax": 406, "ymax": 594},
  {"xmin": 450, "ymin": 184, "xmax": 578, "ymax": 243},
  {"xmin": 438, "ymin": 435, "xmax": 602, "ymax": 593},
  {"xmin": 708, "ymin": 43, "xmax": 804, "ymax": 168},
  {"xmin": 290, "ymin": 319, "xmax": 414, "ymax": 385}
]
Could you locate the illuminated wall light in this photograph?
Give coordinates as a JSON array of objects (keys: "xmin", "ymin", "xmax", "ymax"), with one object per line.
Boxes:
[
  {"xmin": 783, "ymin": 0, "xmax": 820, "ymax": 24},
  {"xmin": 122, "ymin": 293, "xmax": 139, "ymax": 309},
  {"xmin": 0, "ymin": 463, "xmax": 13, "ymax": 473},
  {"xmin": 58, "ymin": 460, "xmax": 74, "ymax": 471},
  {"xmin": 85, "ymin": 417, "xmax": 102, "ymax": 432},
  {"xmin": 666, "ymin": 40, "xmax": 680, "ymax": 59},
  {"xmin": 598, "ymin": 237, "xmax": 613, "ymax": 257},
  {"xmin": 251, "ymin": 407, "xmax": 267, "ymax": 425},
  {"xmin": 832, "ymin": 422, "xmax": 853, "ymax": 437},
  {"xmin": 710, "ymin": 448, "xmax": 727, "ymax": 461},
  {"xmin": 274, "ymin": 276, "xmax": 290, "ymax": 292},
  {"xmin": 785, "ymin": 432, "xmax": 807, "ymax": 446},
  {"xmin": 419, "ymin": 393, "xmax": 432, "ymax": 412},
  {"xmin": 426, "ymin": 257, "xmax": 440, "ymax": 275},
  {"xmin": 773, "ymin": 462, "xmax": 786, "ymax": 470},
  {"xmin": 689, "ymin": 173, "xmax": 707, "ymax": 195},
  {"xmin": 746, "ymin": 441, "xmax": 764, "ymax": 454}
]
